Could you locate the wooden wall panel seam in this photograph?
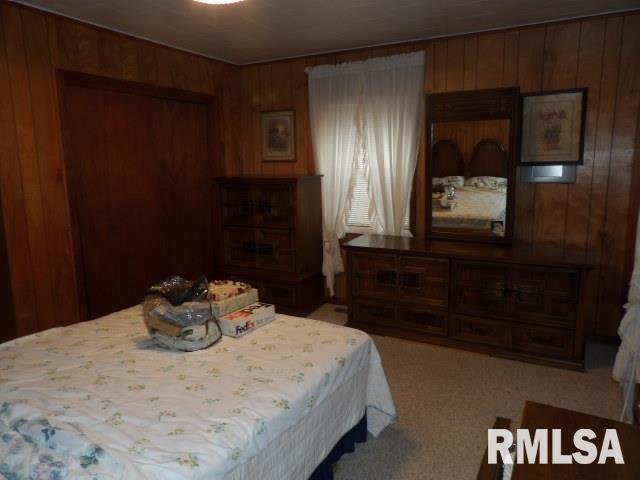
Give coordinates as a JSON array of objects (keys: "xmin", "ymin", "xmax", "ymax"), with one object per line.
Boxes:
[{"xmin": 593, "ymin": 17, "xmax": 624, "ymax": 332}]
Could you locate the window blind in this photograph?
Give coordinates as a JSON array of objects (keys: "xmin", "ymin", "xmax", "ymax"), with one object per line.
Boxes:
[{"xmin": 346, "ymin": 146, "xmax": 410, "ymax": 231}]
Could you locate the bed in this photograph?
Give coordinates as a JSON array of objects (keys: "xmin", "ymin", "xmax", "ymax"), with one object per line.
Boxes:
[{"xmin": 0, "ymin": 306, "xmax": 396, "ymax": 479}]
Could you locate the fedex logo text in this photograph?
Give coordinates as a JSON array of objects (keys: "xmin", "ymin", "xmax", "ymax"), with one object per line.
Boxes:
[{"xmin": 488, "ymin": 428, "xmax": 624, "ymax": 465}]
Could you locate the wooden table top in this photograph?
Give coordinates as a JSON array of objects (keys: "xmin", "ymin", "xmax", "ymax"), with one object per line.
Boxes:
[{"xmin": 511, "ymin": 401, "xmax": 640, "ymax": 480}]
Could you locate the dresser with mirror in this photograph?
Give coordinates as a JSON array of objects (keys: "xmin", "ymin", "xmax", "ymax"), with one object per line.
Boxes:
[{"xmin": 345, "ymin": 88, "xmax": 590, "ymax": 370}]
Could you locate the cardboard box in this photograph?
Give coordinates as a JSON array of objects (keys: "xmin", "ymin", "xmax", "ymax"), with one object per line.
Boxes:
[
  {"xmin": 210, "ymin": 288, "xmax": 259, "ymax": 318},
  {"xmin": 219, "ymin": 303, "xmax": 276, "ymax": 337}
]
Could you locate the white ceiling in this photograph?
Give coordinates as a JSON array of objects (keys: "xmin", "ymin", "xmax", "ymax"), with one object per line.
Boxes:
[{"xmin": 15, "ymin": 0, "xmax": 639, "ymax": 65}]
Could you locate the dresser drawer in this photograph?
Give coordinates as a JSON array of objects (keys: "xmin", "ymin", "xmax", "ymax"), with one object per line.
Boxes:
[
  {"xmin": 451, "ymin": 314, "xmax": 509, "ymax": 347},
  {"xmin": 512, "ymin": 267, "xmax": 578, "ymax": 296},
  {"xmin": 255, "ymin": 185, "xmax": 292, "ymax": 228},
  {"xmin": 351, "ymin": 254, "xmax": 397, "ymax": 299},
  {"xmin": 223, "ymin": 227, "xmax": 257, "ymax": 268},
  {"xmin": 257, "ymin": 281, "xmax": 297, "ymax": 307},
  {"xmin": 511, "ymin": 267, "xmax": 578, "ymax": 327},
  {"xmin": 511, "ymin": 324, "xmax": 574, "ymax": 359},
  {"xmin": 397, "ymin": 306, "xmax": 448, "ymax": 336},
  {"xmin": 221, "ymin": 184, "xmax": 254, "ymax": 226},
  {"xmin": 454, "ymin": 261, "xmax": 509, "ymax": 288},
  {"xmin": 222, "ymin": 228, "xmax": 294, "ymax": 271},
  {"xmin": 452, "ymin": 284, "xmax": 509, "ymax": 316},
  {"xmin": 452, "ymin": 261, "xmax": 509, "ymax": 316},
  {"xmin": 256, "ymin": 229, "xmax": 294, "ymax": 271},
  {"xmin": 221, "ymin": 184, "xmax": 293, "ymax": 228},
  {"xmin": 352, "ymin": 300, "xmax": 396, "ymax": 328},
  {"xmin": 398, "ymin": 256, "xmax": 449, "ymax": 307},
  {"xmin": 352, "ymin": 253, "xmax": 395, "ymax": 274}
]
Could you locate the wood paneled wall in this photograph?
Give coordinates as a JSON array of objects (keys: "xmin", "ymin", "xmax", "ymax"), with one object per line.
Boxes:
[
  {"xmin": 0, "ymin": 2, "xmax": 240, "ymax": 337},
  {"xmin": 238, "ymin": 13, "xmax": 640, "ymax": 337},
  {"xmin": 0, "ymin": 2, "xmax": 638, "ymax": 339},
  {"xmin": 0, "ymin": 189, "xmax": 15, "ymax": 343}
]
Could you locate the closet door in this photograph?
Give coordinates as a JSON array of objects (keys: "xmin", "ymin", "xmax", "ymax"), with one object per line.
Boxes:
[{"xmin": 60, "ymin": 75, "xmax": 217, "ymax": 320}]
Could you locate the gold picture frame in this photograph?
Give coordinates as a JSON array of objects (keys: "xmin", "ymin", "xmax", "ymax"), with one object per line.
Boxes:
[
  {"xmin": 261, "ymin": 110, "xmax": 295, "ymax": 162},
  {"xmin": 519, "ymin": 89, "xmax": 587, "ymax": 165}
]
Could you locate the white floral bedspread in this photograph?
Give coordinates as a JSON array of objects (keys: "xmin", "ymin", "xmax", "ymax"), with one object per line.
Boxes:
[{"xmin": 0, "ymin": 306, "xmax": 396, "ymax": 479}]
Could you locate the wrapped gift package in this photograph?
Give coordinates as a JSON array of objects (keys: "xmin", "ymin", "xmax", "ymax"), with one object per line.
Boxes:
[{"xmin": 143, "ymin": 276, "xmax": 222, "ymax": 352}]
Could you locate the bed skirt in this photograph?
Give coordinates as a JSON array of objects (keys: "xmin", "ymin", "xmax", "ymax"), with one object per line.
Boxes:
[{"xmin": 309, "ymin": 415, "xmax": 368, "ymax": 480}]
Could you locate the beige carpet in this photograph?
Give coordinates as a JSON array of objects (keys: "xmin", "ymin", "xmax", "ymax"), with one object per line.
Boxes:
[{"xmin": 307, "ymin": 304, "xmax": 624, "ymax": 480}]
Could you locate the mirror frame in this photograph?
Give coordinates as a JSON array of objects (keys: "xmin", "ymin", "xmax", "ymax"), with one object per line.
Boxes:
[{"xmin": 425, "ymin": 87, "xmax": 520, "ymax": 244}]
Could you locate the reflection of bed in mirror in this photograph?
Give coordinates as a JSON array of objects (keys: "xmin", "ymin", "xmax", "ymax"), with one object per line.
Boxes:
[{"xmin": 431, "ymin": 139, "xmax": 508, "ymax": 236}]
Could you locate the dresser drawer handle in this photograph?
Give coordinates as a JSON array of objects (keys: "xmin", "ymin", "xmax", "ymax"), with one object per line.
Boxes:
[
  {"xmin": 259, "ymin": 243, "xmax": 274, "ymax": 256},
  {"xmin": 512, "ymin": 283, "xmax": 539, "ymax": 294},
  {"xmin": 376, "ymin": 270, "xmax": 396, "ymax": 286},
  {"xmin": 514, "ymin": 291, "xmax": 542, "ymax": 302},
  {"xmin": 468, "ymin": 325, "xmax": 492, "ymax": 336},
  {"xmin": 256, "ymin": 201, "xmax": 273, "ymax": 214},
  {"xmin": 484, "ymin": 287, "xmax": 505, "ymax": 298},
  {"xmin": 242, "ymin": 241, "xmax": 256, "ymax": 253},
  {"xmin": 526, "ymin": 332, "xmax": 553, "ymax": 344},
  {"xmin": 400, "ymin": 272, "xmax": 421, "ymax": 288}
]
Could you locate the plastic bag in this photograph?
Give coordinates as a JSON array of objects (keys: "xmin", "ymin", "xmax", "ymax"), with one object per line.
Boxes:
[{"xmin": 143, "ymin": 276, "xmax": 222, "ymax": 352}]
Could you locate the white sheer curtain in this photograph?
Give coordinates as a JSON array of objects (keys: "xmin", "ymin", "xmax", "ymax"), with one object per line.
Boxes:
[
  {"xmin": 613, "ymin": 206, "xmax": 640, "ymax": 422},
  {"xmin": 307, "ymin": 52, "xmax": 425, "ymax": 294},
  {"xmin": 307, "ymin": 65, "xmax": 363, "ymax": 296},
  {"xmin": 362, "ymin": 52, "xmax": 425, "ymax": 236}
]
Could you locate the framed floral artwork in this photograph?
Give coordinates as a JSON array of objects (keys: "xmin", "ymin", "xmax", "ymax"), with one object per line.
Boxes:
[
  {"xmin": 519, "ymin": 89, "xmax": 587, "ymax": 165},
  {"xmin": 261, "ymin": 110, "xmax": 295, "ymax": 162}
]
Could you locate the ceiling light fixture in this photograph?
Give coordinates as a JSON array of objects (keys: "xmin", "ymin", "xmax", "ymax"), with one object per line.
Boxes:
[{"xmin": 193, "ymin": 0, "xmax": 245, "ymax": 4}]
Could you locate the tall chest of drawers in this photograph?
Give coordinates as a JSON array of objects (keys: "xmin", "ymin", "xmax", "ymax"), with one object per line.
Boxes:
[
  {"xmin": 345, "ymin": 234, "xmax": 590, "ymax": 370},
  {"xmin": 213, "ymin": 176, "xmax": 324, "ymax": 316}
]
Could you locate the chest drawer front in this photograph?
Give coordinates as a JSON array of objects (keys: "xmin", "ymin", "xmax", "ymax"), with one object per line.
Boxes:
[
  {"xmin": 258, "ymin": 281, "xmax": 296, "ymax": 307},
  {"xmin": 256, "ymin": 229, "xmax": 294, "ymax": 271},
  {"xmin": 351, "ymin": 254, "xmax": 397, "ymax": 299},
  {"xmin": 452, "ymin": 314, "xmax": 509, "ymax": 347},
  {"xmin": 255, "ymin": 185, "xmax": 293, "ymax": 228},
  {"xmin": 223, "ymin": 227, "xmax": 257, "ymax": 267},
  {"xmin": 221, "ymin": 184, "xmax": 254, "ymax": 226},
  {"xmin": 511, "ymin": 267, "xmax": 579, "ymax": 326},
  {"xmin": 398, "ymin": 256, "xmax": 449, "ymax": 307},
  {"xmin": 397, "ymin": 306, "xmax": 448, "ymax": 336},
  {"xmin": 511, "ymin": 325, "xmax": 574, "ymax": 359}
]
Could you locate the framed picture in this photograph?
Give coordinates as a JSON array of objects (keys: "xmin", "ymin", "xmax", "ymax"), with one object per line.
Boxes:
[
  {"xmin": 261, "ymin": 110, "xmax": 295, "ymax": 161},
  {"xmin": 519, "ymin": 88, "xmax": 587, "ymax": 165}
]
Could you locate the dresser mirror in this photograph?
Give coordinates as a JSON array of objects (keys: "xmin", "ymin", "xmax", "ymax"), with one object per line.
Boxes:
[{"xmin": 426, "ymin": 88, "xmax": 519, "ymax": 244}]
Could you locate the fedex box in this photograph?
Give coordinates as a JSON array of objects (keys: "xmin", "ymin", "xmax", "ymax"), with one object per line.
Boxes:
[{"xmin": 219, "ymin": 302, "xmax": 276, "ymax": 337}]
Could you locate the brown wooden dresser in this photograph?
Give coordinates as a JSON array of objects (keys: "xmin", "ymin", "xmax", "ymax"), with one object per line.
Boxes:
[
  {"xmin": 345, "ymin": 234, "xmax": 591, "ymax": 370},
  {"xmin": 213, "ymin": 176, "xmax": 324, "ymax": 316}
]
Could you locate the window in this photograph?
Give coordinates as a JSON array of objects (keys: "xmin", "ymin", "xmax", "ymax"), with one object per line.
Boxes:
[{"xmin": 346, "ymin": 142, "xmax": 411, "ymax": 233}]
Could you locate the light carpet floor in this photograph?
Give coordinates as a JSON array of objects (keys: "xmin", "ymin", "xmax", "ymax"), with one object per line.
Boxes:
[{"xmin": 307, "ymin": 303, "xmax": 624, "ymax": 480}]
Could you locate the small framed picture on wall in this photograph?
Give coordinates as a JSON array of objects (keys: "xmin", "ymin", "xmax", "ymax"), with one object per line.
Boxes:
[
  {"xmin": 519, "ymin": 88, "xmax": 587, "ymax": 165},
  {"xmin": 261, "ymin": 110, "xmax": 295, "ymax": 162}
]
